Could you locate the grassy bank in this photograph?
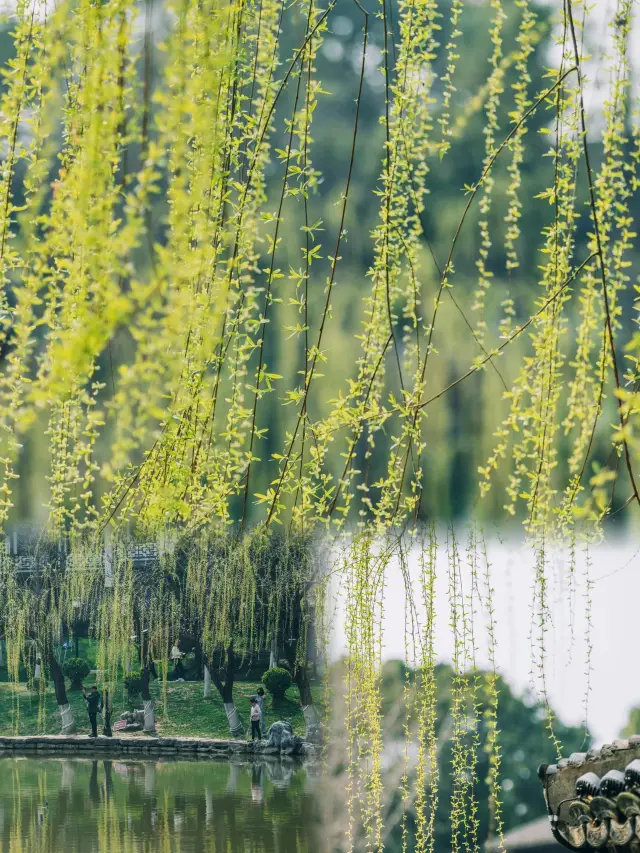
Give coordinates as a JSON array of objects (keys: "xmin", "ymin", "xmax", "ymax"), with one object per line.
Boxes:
[
  {"xmin": 0, "ymin": 675, "xmax": 324, "ymax": 739},
  {"xmin": 0, "ymin": 639, "xmax": 324, "ymax": 738}
]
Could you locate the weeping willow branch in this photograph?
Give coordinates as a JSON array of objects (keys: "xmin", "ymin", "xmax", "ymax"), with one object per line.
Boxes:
[{"xmin": 564, "ymin": 0, "xmax": 640, "ymax": 511}]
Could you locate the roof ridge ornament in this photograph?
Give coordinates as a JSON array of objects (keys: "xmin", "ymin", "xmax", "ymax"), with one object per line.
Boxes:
[{"xmin": 539, "ymin": 738, "xmax": 640, "ymax": 850}]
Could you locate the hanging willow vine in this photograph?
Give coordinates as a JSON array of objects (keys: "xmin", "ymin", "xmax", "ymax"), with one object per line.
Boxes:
[
  {"xmin": 0, "ymin": 0, "xmax": 633, "ymax": 536},
  {"xmin": 0, "ymin": 0, "xmax": 637, "ymax": 850}
]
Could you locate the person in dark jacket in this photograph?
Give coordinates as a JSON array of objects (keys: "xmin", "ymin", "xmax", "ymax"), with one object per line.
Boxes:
[{"xmin": 82, "ymin": 685, "xmax": 103, "ymax": 738}]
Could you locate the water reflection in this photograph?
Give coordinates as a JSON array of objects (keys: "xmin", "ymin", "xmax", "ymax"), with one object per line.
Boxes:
[{"xmin": 0, "ymin": 755, "xmax": 320, "ymax": 852}]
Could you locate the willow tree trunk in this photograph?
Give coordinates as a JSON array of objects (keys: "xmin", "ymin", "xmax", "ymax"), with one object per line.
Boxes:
[
  {"xmin": 144, "ymin": 761, "xmax": 156, "ymax": 794},
  {"xmin": 212, "ymin": 644, "xmax": 244, "ymax": 737},
  {"xmin": 49, "ymin": 651, "xmax": 76, "ymax": 734},
  {"xmin": 269, "ymin": 638, "xmax": 278, "ymax": 670},
  {"xmin": 295, "ymin": 664, "xmax": 319, "ymax": 740},
  {"xmin": 203, "ymin": 664, "xmax": 211, "ymax": 698},
  {"xmin": 103, "ymin": 760, "xmax": 114, "ymax": 801},
  {"xmin": 205, "ymin": 786, "xmax": 214, "ymax": 823},
  {"xmin": 136, "ymin": 611, "xmax": 156, "ymax": 734},
  {"xmin": 194, "ymin": 638, "xmax": 203, "ymax": 680},
  {"xmin": 61, "ymin": 759, "xmax": 76, "ymax": 791},
  {"xmin": 223, "ymin": 701, "xmax": 244, "ymax": 738},
  {"xmin": 141, "ymin": 666, "xmax": 156, "ymax": 733},
  {"xmin": 226, "ymin": 763, "xmax": 242, "ymax": 794}
]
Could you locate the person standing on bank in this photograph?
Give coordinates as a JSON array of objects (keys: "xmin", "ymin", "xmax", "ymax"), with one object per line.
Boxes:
[
  {"xmin": 241, "ymin": 686, "xmax": 270, "ymax": 737},
  {"xmin": 82, "ymin": 685, "xmax": 103, "ymax": 738},
  {"xmin": 255, "ymin": 687, "xmax": 268, "ymax": 737},
  {"xmin": 250, "ymin": 698, "xmax": 262, "ymax": 741},
  {"xmin": 170, "ymin": 641, "xmax": 185, "ymax": 678}
]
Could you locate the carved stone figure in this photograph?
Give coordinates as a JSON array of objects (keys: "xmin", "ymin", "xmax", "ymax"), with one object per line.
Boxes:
[{"xmin": 539, "ymin": 737, "xmax": 640, "ymax": 851}]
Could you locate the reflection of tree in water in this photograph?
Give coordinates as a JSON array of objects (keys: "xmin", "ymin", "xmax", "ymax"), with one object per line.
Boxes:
[
  {"xmin": 252, "ymin": 762, "xmax": 266, "ymax": 804},
  {"xmin": 89, "ymin": 761, "xmax": 100, "ymax": 807},
  {"xmin": 0, "ymin": 757, "xmax": 320, "ymax": 852}
]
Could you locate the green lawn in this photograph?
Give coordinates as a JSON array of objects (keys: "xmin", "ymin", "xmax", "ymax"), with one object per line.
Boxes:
[{"xmin": 0, "ymin": 639, "xmax": 324, "ymax": 738}]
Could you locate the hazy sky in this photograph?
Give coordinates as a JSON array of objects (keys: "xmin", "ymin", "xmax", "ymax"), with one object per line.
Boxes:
[
  {"xmin": 541, "ymin": 0, "xmax": 640, "ymax": 107},
  {"xmin": 329, "ymin": 529, "xmax": 640, "ymax": 747}
]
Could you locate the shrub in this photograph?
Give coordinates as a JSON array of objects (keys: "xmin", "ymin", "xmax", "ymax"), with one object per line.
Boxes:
[
  {"xmin": 63, "ymin": 657, "xmax": 91, "ymax": 690},
  {"xmin": 261, "ymin": 667, "xmax": 292, "ymax": 700},
  {"xmin": 123, "ymin": 670, "xmax": 143, "ymax": 704}
]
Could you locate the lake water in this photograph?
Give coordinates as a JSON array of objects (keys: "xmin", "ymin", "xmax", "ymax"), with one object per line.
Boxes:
[{"xmin": 0, "ymin": 755, "xmax": 320, "ymax": 852}]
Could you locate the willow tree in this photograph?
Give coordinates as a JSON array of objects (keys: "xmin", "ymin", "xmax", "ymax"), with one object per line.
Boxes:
[
  {"xmin": 177, "ymin": 526, "xmax": 322, "ymax": 737},
  {"xmin": 0, "ymin": 535, "xmax": 80, "ymax": 734},
  {"xmin": 249, "ymin": 530, "xmax": 324, "ymax": 739}
]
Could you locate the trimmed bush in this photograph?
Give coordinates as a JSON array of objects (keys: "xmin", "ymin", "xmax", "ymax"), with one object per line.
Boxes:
[
  {"xmin": 123, "ymin": 670, "xmax": 143, "ymax": 704},
  {"xmin": 261, "ymin": 667, "xmax": 292, "ymax": 701},
  {"xmin": 63, "ymin": 657, "xmax": 90, "ymax": 690}
]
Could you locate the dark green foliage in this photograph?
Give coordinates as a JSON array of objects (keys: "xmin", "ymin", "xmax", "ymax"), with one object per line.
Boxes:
[
  {"xmin": 62, "ymin": 657, "xmax": 90, "ymax": 690},
  {"xmin": 123, "ymin": 671, "xmax": 144, "ymax": 704},
  {"xmin": 262, "ymin": 667, "xmax": 292, "ymax": 701},
  {"xmin": 377, "ymin": 661, "xmax": 589, "ymax": 852}
]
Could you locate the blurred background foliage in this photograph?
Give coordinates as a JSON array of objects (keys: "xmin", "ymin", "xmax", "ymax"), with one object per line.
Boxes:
[
  {"xmin": 325, "ymin": 658, "xmax": 589, "ymax": 852},
  {"xmin": 1, "ymin": 0, "xmax": 637, "ymax": 527}
]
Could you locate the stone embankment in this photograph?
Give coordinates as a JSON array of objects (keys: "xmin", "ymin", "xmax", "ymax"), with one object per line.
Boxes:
[{"xmin": 0, "ymin": 733, "xmax": 319, "ymax": 761}]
